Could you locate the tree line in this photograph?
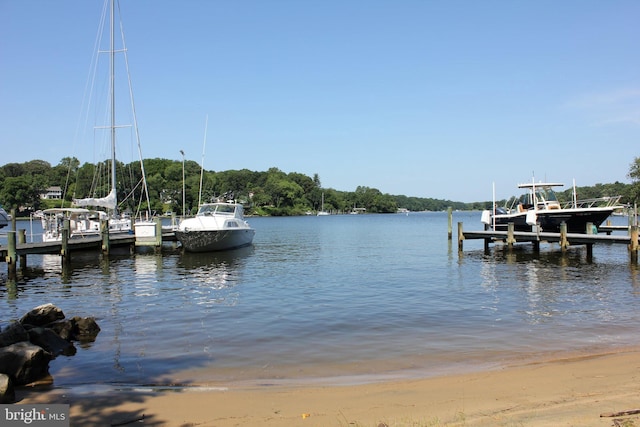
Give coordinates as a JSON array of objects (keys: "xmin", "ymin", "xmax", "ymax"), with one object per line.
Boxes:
[{"xmin": 1, "ymin": 157, "xmax": 639, "ymax": 217}]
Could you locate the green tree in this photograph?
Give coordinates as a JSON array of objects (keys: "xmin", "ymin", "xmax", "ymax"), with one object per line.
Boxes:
[
  {"xmin": 1, "ymin": 175, "xmax": 41, "ymax": 211},
  {"xmin": 628, "ymin": 157, "xmax": 640, "ymax": 203}
]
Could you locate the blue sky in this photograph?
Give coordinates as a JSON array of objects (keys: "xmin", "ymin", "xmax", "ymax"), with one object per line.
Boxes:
[{"xmin": 1, "ymin": 0, "xmax": 638, "ymax": 202}]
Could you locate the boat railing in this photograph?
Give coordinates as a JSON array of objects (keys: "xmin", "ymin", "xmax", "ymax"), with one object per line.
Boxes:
[{"xmin": 561, "ymin": 195, "xmax": 623, "ymax": 209}]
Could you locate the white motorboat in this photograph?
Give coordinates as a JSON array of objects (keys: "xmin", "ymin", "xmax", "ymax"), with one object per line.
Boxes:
[
  {"xmin": 175, "ymin": 202, "xmax": 255, "ymax": 252},
  {"xmin": 37, "ymin": 208, "xmax": 104, "ymax": 241},
  {"xmin": 481, "ymin": 180, "xmax": 623, "ymax": 233}
]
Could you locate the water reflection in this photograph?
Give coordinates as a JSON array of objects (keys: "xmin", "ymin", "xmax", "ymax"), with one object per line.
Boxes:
[
  {"xmin": 175, "ymin": 246, "xmax": 254, "ymax": 307},
  {"xmin": 479, "ymin": 245, "xmax": 621, "ymax": 327}
]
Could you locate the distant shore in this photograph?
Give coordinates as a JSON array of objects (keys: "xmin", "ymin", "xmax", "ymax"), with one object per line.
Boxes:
[{"xmin": 17, "ymin": 346, "xmax": 640, "ymax": 426}]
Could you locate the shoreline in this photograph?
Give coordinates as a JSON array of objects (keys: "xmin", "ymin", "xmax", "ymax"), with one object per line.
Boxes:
[{"xmin": 16, "ymin": 346, "xmax": 640, "ymax": 426}]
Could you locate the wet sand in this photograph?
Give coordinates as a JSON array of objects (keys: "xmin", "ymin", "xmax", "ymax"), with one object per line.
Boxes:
[{"xmin": 17, "ymin": 347, "xmax": 640, "ymax": 426}]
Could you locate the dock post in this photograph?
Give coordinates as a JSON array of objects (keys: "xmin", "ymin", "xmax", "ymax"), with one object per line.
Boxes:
[
  {"xmin": 61, "ymin": 219, "xmax": 70, "ymax": 267},
  {"xmin": 630, "ymin": 225, "xmax": 638, "ymax": 263},
  {"xmin": 101, "ymin": 220, "xmax": 110, "ymax": 254},
  {"xmin": 560, "ymin": 222, "xmax": 569, "ymax": 251},
  {"xmin": 585, "ymin": 222, "xmax": 594, "ymax": 259},
  {"xmin": 18, "ymin": 229, "xmax": 27, "ymax": 270},
  {"xmin": 6, "ymin": 230, "xmax": 17, "ymax": 279},
  {"xmin": 447, "ymin": 207, "xmax": 453, "ymax": 240},
  {"xmin": 155, "ymin": 218, "xmax": 163, "ymax": 249},
  {"xmin": 506, "ymin": 223, "xmax": 516, "ymax": 248},
  {"xmin": 532, "ymin": 240, "xmax": 540, "ymax": 253},
  {"xmin": 457, "ymin": 222, "xmax": 464, "ymax": 252}
]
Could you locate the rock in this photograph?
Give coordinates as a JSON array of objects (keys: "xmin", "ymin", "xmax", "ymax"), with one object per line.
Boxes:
[
  {"xmin": 0, "ymin": 322, "xmax": 29, "ymax": 347},
  {"xmin": 48, "ymin": 319, "xmax": 76, "ymax": 341},
  {"xmin": 0, "ymin": 342, "xmax": 52, "ymax": 386},
  {"xmin": 48, "ymin": 317, "xmax": 100, "ymax": 343},
  {"xmin": 71, "ymin": 316, "xmax": 100, "ymax": 342},
  {"xmin": 27, "ymin": 327, "xmax": 76, "ymax": 357},
  {"xmin": 19, "ymin": 303, "xmax": 65, "ymax": 327},
  {"xmin": 0, "ymin": 374, "xmax": 15, "ymax": 403}
]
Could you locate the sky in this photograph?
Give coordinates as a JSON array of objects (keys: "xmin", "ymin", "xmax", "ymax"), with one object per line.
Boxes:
[{"xmin": 1, "ymin": 0, "xmax": 639, "ymax": 202}]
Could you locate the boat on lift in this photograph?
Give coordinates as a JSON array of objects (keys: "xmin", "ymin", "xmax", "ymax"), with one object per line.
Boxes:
[{"xmin": 481, "ymin": 179, "xmax": 623, "ymax": 233}]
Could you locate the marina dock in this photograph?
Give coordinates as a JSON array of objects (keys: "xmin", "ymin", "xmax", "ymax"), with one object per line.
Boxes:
[
  {"xmin": 1, "ymin": 215, "xmax": 178, "ymax": 278},
  {"xmin": 456, "ymin": 220, "xmax": 639, "ymax": 262}
]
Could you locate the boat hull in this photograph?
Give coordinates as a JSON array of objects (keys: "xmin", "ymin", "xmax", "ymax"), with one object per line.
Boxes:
[
  {"xmin": 493, "ymin": 208, "xmax": 615, "ymax": 233},
  {"xmin": 175, "ymin": 229, "xmax": 255, "ymax": 252}
]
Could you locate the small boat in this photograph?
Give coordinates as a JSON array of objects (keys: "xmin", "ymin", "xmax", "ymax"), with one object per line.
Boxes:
[
  {"xmin": 175, "ymin": 202, "xmax": 255, "ymax": 252},
  {"xmin": 317, "ymin": 193, "xmax": 330, "ymax": 216},
  {"xmin": 0, "ymin": 206, "xmax": 11, "ymax": 229},
  {"xmin": 36, "ymin": 208, "xmax": 105, "ymax": 241},
  {"xmin": 481, "ymin": 180, "xmax": 623, "ymax": 233},
  {"xmin": 35, "ymin": 207, "xmax": 134, "ymax": 242}
]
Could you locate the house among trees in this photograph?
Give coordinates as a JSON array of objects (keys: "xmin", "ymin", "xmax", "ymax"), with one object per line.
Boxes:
[{"xmin": 40, "ymin": 186, "xmax": 63, "ymax": 200}]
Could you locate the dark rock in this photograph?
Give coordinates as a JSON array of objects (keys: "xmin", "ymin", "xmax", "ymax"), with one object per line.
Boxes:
[
  {"xmin": 19, "ymin": 303, "xmax": 65, "ymax": 327},
  {"xmin": 48, "ymin": 319, "xmax": 77, "ymax": 341},
  {"xmin": 0, "ymin": 373, "xmax": 15, "ymax": 403},
  {"xmin": 27, "ymin": 327, "xmax": 76, "ymax": 357},
  {"xmin": 0, "ymin": 322, "xmax": 29, "ymax": 347},
  {"xmin": 71, "ymin": 316, "xmax": 101, "ymax": 342},
  {"xmin": 0, "ymin": 342, "xmax": 52, "ymax": 386}
]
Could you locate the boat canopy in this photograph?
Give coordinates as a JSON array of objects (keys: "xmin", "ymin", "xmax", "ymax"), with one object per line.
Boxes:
[{"xmin": 517, "ymin": 182, "xmax": 564, "ymax": 189}]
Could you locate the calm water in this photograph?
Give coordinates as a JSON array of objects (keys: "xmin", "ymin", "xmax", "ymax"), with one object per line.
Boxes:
[{"xmin": 1, "ymin": 212, "xmax": 638, "ymax": 389}]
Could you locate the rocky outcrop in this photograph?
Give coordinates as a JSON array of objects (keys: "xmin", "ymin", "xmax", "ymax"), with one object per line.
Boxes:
[
  {"xmin": 0, "ymin": 374, "xmax": 15, "ymax": 404},
  {"xmin": 0, "ymin": 303, "xmax": 100, "ymax": 403},
  {"xmin": 27, "ymin": 327, "xmax": 76, "ymax": 357},
  {"xmin": 19, "ymin": 303, "xmax": 65, "ymax": 326},
  {"xmin": 0, "ymin": 342, "xmax": 52, "ymax": 385},
  {"xmin": 0, "ymin": 322, "xmax": 29, "ymax": 347}
]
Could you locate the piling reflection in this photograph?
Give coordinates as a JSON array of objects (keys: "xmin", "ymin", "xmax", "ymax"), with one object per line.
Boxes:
[
  {"xmin": 174, "ymin": 246, "xmax": 254, "ymax": 307},
  {"xmin": 479, "ymin": 245, "xmax": 620, "ymax": 326}
]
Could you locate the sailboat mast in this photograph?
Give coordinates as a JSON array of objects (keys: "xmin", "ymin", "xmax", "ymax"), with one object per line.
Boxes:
[{"xmin": 110, "ymin": 0, "xmax": 118, "ymax": 217}]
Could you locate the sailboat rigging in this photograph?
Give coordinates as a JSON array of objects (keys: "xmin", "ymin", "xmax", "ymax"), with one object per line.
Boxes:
[{"xmin": 38, "ymin": 0, "xmax": 153, "ymax": 242}]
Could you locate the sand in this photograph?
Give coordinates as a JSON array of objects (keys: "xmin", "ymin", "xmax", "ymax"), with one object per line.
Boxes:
[{"xmin": 16, "ymin": 348, "xmax": 640, "ymax": 427}]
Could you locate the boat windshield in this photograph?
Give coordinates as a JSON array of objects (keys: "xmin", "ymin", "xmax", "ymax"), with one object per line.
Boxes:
[
  {"xmin": 198, "ymin": 204, "xmax": 237, "ymax": 216},
  {"xmin": 535, "ymin": 188, "xmax": 558, "ymax": 202}
]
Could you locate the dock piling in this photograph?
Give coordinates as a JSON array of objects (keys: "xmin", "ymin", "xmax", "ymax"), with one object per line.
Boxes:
[
  {"xmin": 585, "ymin": 222, "xmax": 594, "ymax": 259},
  {"xmin": 6, "ymin": 230, "xmax": 16, "ymax": 279},
  {"xmin": 630, "ymin": 225, "xmax": 638, "ymax": 263},
  {"xmin": 101, "ymin": 219, "xmax": 110, "ymax": 254},
  {"xmin": 560, "ymin": 222, "xmax": 569, "ymax": 251},
  {"xmin": 18, "ymin": 229, "xmax": 26, "ymax": 270},
  {"xmin": 506, "ymin": 223, "xmax": 516, "ymax": 248},
  {"xmin": 62, "ymin": 219, "xmax": 70, "ymax": 266}
]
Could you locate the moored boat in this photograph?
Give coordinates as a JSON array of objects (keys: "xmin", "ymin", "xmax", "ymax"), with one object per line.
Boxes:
[
  {"xmin": 175, "ymin": 202, "xmax": 255, "ymax": 252},
  {"xmin": 35, "ymin": 207, "xmax": 133, "ymax": 242},
  {"xmin": 481, "ymin": 180, "xmax": 623, "ymax": 233},
  {"xmin": 41, "ymin": 0, "xmax": 154, "ymax": 244}
]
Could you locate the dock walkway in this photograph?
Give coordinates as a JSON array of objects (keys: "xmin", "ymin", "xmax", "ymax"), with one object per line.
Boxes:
[{"xmin": 457, "ymin": 220, "xmax": 639, "ymax": 262}]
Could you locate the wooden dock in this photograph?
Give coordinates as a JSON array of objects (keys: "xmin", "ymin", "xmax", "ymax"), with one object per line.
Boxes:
[
  {"xmin": 1, "ymin": 217, "xmax": 178, "ymax": 278},
  {"xmin": 456, "ymin": 221, "xmax": 639, "ymax": 262}
]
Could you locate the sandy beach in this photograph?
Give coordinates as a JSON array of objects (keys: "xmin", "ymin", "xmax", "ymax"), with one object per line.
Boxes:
[{"xmin": 15, "ymin": 347, "xmax": 640, "ymax": 427}]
